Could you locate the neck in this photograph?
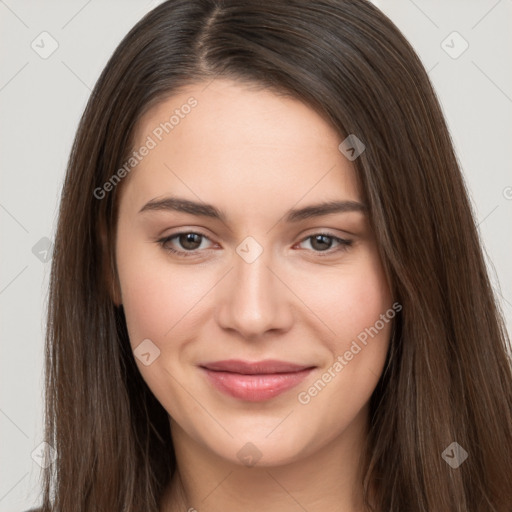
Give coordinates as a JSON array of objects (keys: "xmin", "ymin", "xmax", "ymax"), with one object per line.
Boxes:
[{"xmin": 161, "ymin": 404, "xmax": 372, "ymax": 512}]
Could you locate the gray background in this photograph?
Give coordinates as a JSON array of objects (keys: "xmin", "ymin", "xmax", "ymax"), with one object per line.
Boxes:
[{"xmin": 1, "ymin": 0, "xmax": 511, "ymax": 509}]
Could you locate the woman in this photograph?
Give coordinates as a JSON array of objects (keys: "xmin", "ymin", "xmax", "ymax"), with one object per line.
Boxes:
[{"xmin": 34, "ymin": 0, "xmax": 512, "ymax": 511}]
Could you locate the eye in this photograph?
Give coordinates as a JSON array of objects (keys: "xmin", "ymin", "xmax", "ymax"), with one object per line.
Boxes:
[
  {"xmin": 296, "ymin": 233, "xmax": 353, "ymax": 256},
  {"xmin": 157, "ymin": 231, "xmax": 214, "ymax": 257},
  {"xmin": 157, "ymin": 231, "xmax": 353, "ymax": 258}
]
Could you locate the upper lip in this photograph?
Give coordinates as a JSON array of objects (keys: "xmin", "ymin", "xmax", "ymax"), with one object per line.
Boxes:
[{"xmin": 200, "ymin": 359, "xmax": 314, "ymax": 375}]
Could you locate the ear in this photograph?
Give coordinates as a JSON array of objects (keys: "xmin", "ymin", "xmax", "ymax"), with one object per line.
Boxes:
[{"xmin": 99, "ymin": 222, "xmax": 122, "ymax": 306}]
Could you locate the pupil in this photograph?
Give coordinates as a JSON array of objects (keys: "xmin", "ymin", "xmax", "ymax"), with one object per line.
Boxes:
[
  {"xmin": 181, "ymin": 233, "xmax": 201, "ymax": 250},
  {"xmin": 177, "ymin": 234, "xmax": 333, "ymax": 252},
  {"xmin": 312, "ymin": 235, "xmax": 331, "ymax": 251}
]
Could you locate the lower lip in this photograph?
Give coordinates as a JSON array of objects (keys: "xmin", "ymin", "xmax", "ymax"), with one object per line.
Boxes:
[{"xmin": 201, "ymin": 367, "xmax": 314, "ymax": 402}]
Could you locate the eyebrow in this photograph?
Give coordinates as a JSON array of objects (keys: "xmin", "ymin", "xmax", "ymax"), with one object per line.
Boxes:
[{"xmin": 138, "ymin": 196, "xmax": 367, "ymax": 223}]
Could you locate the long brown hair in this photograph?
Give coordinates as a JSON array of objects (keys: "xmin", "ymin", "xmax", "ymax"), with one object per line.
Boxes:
[{"xmin": 40, "ymin": 1, "xmax": 512, "ymax": 510}]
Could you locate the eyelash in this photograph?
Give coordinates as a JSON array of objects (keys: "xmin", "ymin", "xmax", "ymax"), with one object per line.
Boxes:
[{"xmin": 156, "ymin": 231, "xmax": 353, "ymax": 258}]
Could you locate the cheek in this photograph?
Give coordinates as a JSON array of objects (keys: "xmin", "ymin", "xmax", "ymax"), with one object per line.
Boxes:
[
  {"xmin": 115, "ymin": 241, "xmax": 204, "ymax": 409},
  {"xmin": 339, "ymin": 258, "xmax": 392, "ymax": 363},
  {"xmin": 305, "ymin": 247, "xmax": 393, "ymax": 391},
  {"xmin": 115, "ymin": 234, "xmax": 193, "ymax": 349},
  {"xmin": 292, "ymin": 255, "xmax": 393, "ymax": 434},
  {"xmin": 337, "ymin": 268, "xmax": 391, "ymax": 342},
  {"xmin": 296, "ymin": 247, "xmax": 392, "ymax": 346},
  {"xmin": 118, "ymin": 265, "xmax": 171, "ymax": 346}
]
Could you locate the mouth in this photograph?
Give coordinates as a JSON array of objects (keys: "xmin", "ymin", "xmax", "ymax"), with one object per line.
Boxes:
[{"xmin": 199, "ymin": 359, "xmax": 316, "ymax": 402}]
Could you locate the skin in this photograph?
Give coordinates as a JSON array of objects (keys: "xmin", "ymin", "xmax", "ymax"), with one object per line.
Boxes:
[{"xmin": 114, "ymin": 79, "xmax": 393, "ymax": 512}]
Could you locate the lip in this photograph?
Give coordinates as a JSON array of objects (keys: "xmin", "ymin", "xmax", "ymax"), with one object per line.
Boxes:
[{"xmin": 200, "ymin": 359, "xmax": 315, "ymax": 402}]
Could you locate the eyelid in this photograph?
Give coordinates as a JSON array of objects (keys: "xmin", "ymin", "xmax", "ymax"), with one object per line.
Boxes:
[
  {"xmin": 157, "ymin": 230, "xmax": 216, "ymax": 256},
  {"xmin": 295, "ymin": 231, "xmax": 353, "ymax": 255},
  {"xmin": 157, "ymin": 229, "xmax": 353, "ymax": 258}
]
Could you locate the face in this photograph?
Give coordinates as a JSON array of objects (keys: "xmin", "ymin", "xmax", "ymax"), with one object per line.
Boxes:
[{"xmin": 115, "ymin": 79, "xmax": 394, "ymax": 467}]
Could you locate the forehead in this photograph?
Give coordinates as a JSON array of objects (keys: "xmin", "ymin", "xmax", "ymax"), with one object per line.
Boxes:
[{"xmin": 121, "ymin": 79, "xmax": 361, "ymax": 215}]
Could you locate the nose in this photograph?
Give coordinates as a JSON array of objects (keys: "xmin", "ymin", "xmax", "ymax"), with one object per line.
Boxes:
[{"xmin": 215, "ymin": 247, "xmax": 294, "ymax": 340}]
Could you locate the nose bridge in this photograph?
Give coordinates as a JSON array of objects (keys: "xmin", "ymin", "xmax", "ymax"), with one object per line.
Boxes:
[{"xmin": 215, "ymin": 241, "xmax": 292, "ymax": 338}]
